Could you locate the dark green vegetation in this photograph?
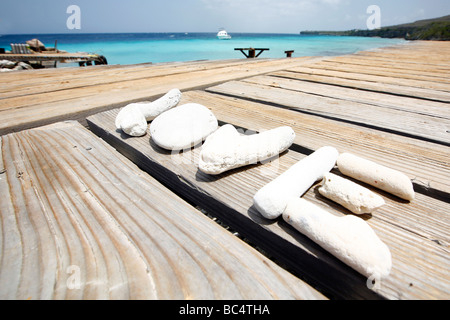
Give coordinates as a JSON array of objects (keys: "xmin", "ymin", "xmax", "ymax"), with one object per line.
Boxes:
[{"xmin": 301, "ymin": 15, "xmax": 450, "ymax": 40}]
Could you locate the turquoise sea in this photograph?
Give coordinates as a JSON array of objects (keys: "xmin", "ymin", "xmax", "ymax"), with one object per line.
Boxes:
[{"xmin": 0, "ymin": 33, "xmax": 406, "ymax": 65}]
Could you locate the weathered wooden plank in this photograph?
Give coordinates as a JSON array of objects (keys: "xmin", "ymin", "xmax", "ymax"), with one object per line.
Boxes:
[
  {"xmin": 182, "ymin": 90, "xmax": 450, "ymax": 198},
  {"xmin": 179, "ymin": 91, "xmax": 450, "ymax": 247},
  {"xmin": 206, "ymin": 80, "xmax": 450, "ymax": 145},
  {"xmin": 319, "ymin": 57, "xmax": 450, "ymax": 79},
  {"xmin": 0, "ymin": 121, "xmax": 326, "ymax": 300},
  {"xmin": 244, "ymin": 75, "xmax": 449, "ymax": 119},
  {"xmin": 345, "ymin": 56, "xmax": 450, "ymax": 73},
  {"xmin": 0, "ymin": 58, "xmax": 272, "ymax": 98},
  {"xmin": 87, "ymin": 107, "xmax": 450, "ymax": 300},
  {"xmin": 354, "ymin": 42, "xmax": 450, "ymax": 64},
  {"xmin": 0, "ymin": 57, "xmax": 267, "ymax": 87},
  {"xmin": 355, "ymin": 50, "xmax": 450, "ymax": 69},
  {"xmin": 300, "ymin": 60, "xmax": 450, "ymax": 84},
  {"xmin": 293, "ymin": 62, "xmax": 450, "ymax": 91},
  {"xmin": 0, "ymin": 57, "xmax": 318, "ymax": 135},
  {"xmin": 273, "ymin": 68, "xmax": 450, "ymax": 102},
  {"xmin": 0, "ymin": 57, "xmax": 315, "ymax": 104}
]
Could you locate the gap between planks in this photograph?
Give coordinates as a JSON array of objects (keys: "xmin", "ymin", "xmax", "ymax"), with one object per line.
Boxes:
[
  {"xmin": 183, "ymin": 90, "xmax": 450, "ymax": 199},
  {"xmin": 86, "ymin": 105, "xmax": 450, "ymax": 300},
  {"xmin": 0, "ymin": 57, "xmax": 320, "ymax": 136},
  {"xmin": 0, "ymin": 121, "xmax": 325, "ymax": 300},
  {"xmin": 206, "ymin": 80, "xmax": 450, "ymax": 146}
]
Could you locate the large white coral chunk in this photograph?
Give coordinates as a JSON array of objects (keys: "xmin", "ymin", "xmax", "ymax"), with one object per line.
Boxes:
[
  {"xmin": 283, "ymin": 198, "xmax": 392, "ymax": 280},
  {"xmin": 198, "ymin": 124, "xmax": 295, "ymax": 175},
  {"xmin": 150, "ymin": 103, "xmax": 218, "ymax": 151}
]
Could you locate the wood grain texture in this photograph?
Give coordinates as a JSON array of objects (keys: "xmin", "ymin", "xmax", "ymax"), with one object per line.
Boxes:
[
  {"xmin": 0, "ymin": 59, "xmax": 266, "ymax": 98},
  {"xmin": 87, "ymin": 107, "xmax": 450, "ymax": 300},
  {"xmin": 246, "ymin": 75, "xmax": 449, "ymax": 119},
  {"xmin": 270, "ymin": 68, "xmax": 450, "ymax": 103},
  {"xmin": 0, "ymin": 121, "xmax": 326, "ymax": 300},
  {"xmin": 0, "ymin": 57, "xmax": 318, "ymax": 135},
  {"xmin": 303, "ymin": 60, "xmax": 450, "ymax": 83},
  {"xmin": 355, "ymin": 47, "xmax": 450, "ymax": 69},
  {"xmin": 207, "ymin": 79, "xmax": 450, "ymax": 145},
  {"xmin": 2, "ymin": 40, "xmax": 449, "ymax": 301},
  {"xmin": 182, "ymin": 90, "xmax": 450, "ymax": 200}
]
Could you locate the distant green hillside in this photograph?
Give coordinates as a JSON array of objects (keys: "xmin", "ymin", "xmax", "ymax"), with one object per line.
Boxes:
[{"xmin": 301, "ymin": 15, "xmax": 450, "ymax": 40}]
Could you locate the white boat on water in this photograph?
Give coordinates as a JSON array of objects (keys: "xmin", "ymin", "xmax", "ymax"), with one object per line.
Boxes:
[{"xmin": 217, "ymin": 29, "xmax": 231, "ymax": 40}]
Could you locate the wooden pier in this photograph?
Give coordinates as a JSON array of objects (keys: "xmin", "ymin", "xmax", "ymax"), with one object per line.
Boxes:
[
  {"xmin": 0, "ymin": 40, "xmax": 449, "ymax": 300},
  {"xmin": 235, "ymin": 47, "xmax": 270, "ymax": 58},
  {"xmin": 0, "ymin": 52, "xmax": 108, "ymax": 67}
]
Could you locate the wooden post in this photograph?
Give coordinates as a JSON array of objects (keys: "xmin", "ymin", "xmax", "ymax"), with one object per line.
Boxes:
[
  {"xmin": 255, "ymin": 48, "xmax": 269, "ymax": 58},
  {"xmin": 235, "ymin": 48, "xmax": 269, "ymax": 59},
  {"xmin": 248, "ymin": 48, "xmax": 256, "ymax": 58},
  {"xmin": 285, "ymin": 50, "xmax": 294, "ymax": 58}
]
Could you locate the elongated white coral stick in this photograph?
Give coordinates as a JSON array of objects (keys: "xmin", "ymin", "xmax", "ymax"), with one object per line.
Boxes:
[
  {"xmin": 253, "ymin": 146, "xmax": 339, "ymax": 220},
  {"xmin": 115, "ymin": 88, "xmax": 182, "ymax": 137},
  {"xmin": 319, "ymin": 173, "xmax": 385, "ymax": 214},
  {"xmin": 337, "ymin": 153, "xmax": 415, "ymax": 201},
  {"xmin": 198, "ymin": 124, "xmax": 295, "ymax": 175},
  {"xmin": 283, "ymin": 198, "xmax": 392, "ymax": 280}
]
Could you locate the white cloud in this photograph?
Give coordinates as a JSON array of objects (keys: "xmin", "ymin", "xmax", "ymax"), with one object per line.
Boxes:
[
  {"xmin": 202, "ymin": 0, "xmax": 321, "ymax": 18},
  {"xmin": 321, "ymin": 0, "xmax": 342, "ymax": 4},
  {"xmin": 199, "ymin": 0, "xmax": 359, "ymax": 32}
]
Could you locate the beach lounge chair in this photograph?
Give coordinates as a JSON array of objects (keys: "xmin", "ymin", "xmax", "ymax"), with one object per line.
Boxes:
[{"xmin": 10, "ymin": 43, "xmax": 33, "ymax": 54}]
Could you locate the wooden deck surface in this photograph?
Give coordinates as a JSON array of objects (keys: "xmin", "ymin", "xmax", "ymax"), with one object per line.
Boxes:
[
  {"xmin": 0, "ymin": 56, "xmax": 319, "ymax": 135},
  {"xmin": 1, "ymin": 40, "xmax": 449, "ymax": 300},
  {"xmin": 0, "ymin": 121, "xmax": 324, "ymax": 300},
  {"xmin": 0, "ymin": 52, "xmax": 102, "ymax": 63}
]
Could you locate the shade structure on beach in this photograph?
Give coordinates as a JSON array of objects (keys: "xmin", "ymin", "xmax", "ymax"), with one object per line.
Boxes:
[{"xmin": 26, "ymin": 38, "xmax": 45, "ymax": 51}]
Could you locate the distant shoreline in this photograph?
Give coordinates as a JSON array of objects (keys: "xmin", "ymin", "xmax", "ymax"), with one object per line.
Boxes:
[
  {"xmin": 0, "ymin": 33, "xmax": 405, "ymax": 66},
  {"xmin": 301, "ymin": 14, "xmax": 450, "ymax": 41}
]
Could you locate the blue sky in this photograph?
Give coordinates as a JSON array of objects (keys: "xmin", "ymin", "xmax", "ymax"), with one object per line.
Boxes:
[{"xmin": 1, "ymin": 0, "xmax": 449, "ymax": 34}]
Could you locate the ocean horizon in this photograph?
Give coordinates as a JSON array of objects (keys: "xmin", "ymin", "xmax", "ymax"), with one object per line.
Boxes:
[{"xmin": 0, "ymin": 32, "xmax": 407, "ymax": 66}]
